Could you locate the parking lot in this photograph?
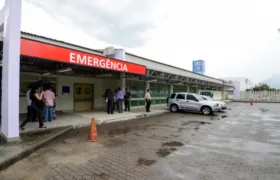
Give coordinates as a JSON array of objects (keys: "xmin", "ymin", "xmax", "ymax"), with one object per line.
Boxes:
[{"xmin": 1, "ymin": 102, "xmax": 280, "ymax": 180}]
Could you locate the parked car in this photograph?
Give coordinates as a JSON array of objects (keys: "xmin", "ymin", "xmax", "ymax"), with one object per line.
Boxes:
[
  {"xmin": 168, "ymin": 92, "xmax": 221, "ymax": 115},
  {"xmin": 200, "ymin": 95, "xmax": 227, "ymax": 110}
]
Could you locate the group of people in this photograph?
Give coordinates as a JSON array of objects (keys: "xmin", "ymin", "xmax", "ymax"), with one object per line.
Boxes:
[
  {"xmin": 103, "ymin": 87, "xmax": 131, "ymax": 114},
  {"xmin": 19, "ymin": 85, "xmax": 152, "ymax": 130},
  {"xmin": 103, "ymin": 88, "xmax": 152, "ymax": 114},
  {"xmin": 19, "ymin": 83, "xmax": 56, "ymax": 130}
]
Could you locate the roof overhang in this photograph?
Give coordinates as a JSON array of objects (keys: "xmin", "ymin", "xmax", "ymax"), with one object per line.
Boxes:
[
  {"xmin": 146, "ymin": 69, "xmax": 224, "ymax": 88},
  {"xmin": 20, "ymin": 38, "xmax": 147, "ymax": 76}
]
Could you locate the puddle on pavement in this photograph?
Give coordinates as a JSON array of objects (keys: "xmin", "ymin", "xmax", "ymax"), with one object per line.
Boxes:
[
  {"xmin": 259, "ymin": 108, "xmax": 270, "ymax": 113},
  {"xmin": 156, "ymin": 148, "xmax": 171, "ymax": 157},
  {"xmin": 137, "ymin": 157, "xmax": 156, "ymax": 166},
  {"xmin": 178, "ymin": 127, "xmax": 186, "ymax": 132},
  {"xmin": 156, "ymin": 141, "xmax": 183, "ymax": 157},
  {"xmin": 181, "ymin": 121, "xmax": 211, "ymax": 126},
  {"xmin": 170, "ymin": 134, "xmax": 180, "ymax": 138},
  {"xmin": 106, "ymin": 127, "xmax": 131, "ymax": 137},
  {"xmin": 162, "ymin": 141, "xmax": 184, "ymax": 147},
  {"xmin": 102, "ymin": 139, "xmax": 127, "ymax": 148},
  {"xmin": 210, "ymin": 115, "xmax": 228, "ymax": 120},
  {"xmin": 200, "ymin": 121, "xmax": 212, "ymax": 125}
]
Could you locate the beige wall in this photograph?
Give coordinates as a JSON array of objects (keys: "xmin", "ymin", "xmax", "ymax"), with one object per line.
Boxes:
[
  {"xmin": 19, "ymin": 72, "xmax": 121, "ymax": 113},
  {"xmin": 212, "ymin": 91, "xmax": 222, "ymax": 100}
]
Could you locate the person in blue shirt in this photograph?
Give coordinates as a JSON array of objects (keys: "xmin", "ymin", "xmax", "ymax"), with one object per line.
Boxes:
[{"xmin": 117, "ymin": 87, "xmax": 125, "ymax": 113}]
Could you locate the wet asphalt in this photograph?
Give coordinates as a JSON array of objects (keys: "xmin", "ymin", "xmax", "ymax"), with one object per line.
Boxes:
[{"xmin": 1, "ymin": 102, "xmax": 280, "ymax": 180}]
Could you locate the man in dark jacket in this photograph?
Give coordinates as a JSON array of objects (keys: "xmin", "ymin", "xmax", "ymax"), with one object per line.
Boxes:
[
  {"xmin": 124, "ymin": 88, "xmax": 131, "ymax": 111},
  {"xmin": 107, "ymin": 89, "xmax": 115, "ymax": 114}
]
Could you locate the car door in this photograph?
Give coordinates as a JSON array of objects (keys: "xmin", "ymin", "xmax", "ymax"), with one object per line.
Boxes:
[
  {"xmin": 186, "ymin": 94, "xmax": 200, "ymax": 111},
  {"xmin": 175, "ymin": 93, "xmax": 186, "ymax": 109}
]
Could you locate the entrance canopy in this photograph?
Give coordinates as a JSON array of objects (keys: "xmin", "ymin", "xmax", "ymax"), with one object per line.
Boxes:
[{"xmin": 20, "ymin": 38, "xmax": 147, "ymax": 76}]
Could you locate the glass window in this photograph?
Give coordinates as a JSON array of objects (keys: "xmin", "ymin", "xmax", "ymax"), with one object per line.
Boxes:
[
  {"xmin": 131, "ymin": 100, "xmax": 138, "ymax": 107},
  {"xmin": 76, "ymin": 87, "xmax": 82, "ymax": 95},
  {"xmin": 170, "ymin": 93, "xmax": 176, "ymax": 99},
  {"xmin": 139, "ymin": 100, "xmax": 145, "ymax": 106},
  {"xmin": 187, "ymin": 94, "xmax": 198, "ymax": 101},
  {"xmin": 85, "ymin": 87, "xmax": 91, "ymax": 95},
  {"xmin": 176, "ymin": 94, "xmax": 185, "ymax": 100}
]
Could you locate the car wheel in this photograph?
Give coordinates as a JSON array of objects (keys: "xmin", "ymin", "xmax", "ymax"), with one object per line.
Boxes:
[
  {"xmin": 201, "ymin": 106, "xmax": 212, "ymax": 115},
  {"xmin": 170, "ymin": 104, "xmax": 179, "ymax": 112}
]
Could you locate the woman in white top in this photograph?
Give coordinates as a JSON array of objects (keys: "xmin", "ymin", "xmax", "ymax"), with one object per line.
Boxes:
[{"xmin": 145, "ymin": 89, "xmax": 151, "ymax": 112}]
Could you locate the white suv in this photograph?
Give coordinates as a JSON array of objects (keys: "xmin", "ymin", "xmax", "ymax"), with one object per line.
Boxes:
[
  {"xmin": 200, "ymin": 95, "xmax": 227, "ymax": 110},
  {"xmin": 168, "ymin": 92, "xmax": 221, "ymax": 115}
]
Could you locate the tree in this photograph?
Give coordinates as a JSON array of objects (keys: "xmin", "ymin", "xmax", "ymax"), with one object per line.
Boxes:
[{"xmin": 253, "ymin": 83, "xmax": 271, "ymax": 91}]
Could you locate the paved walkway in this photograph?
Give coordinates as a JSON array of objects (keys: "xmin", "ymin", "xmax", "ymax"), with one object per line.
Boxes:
[
  {"xmin": 1, "ymin": 102, "xmax": 280, "ymax": 179},
  {"xmin": 18, "ymin": 106, "xmax": 168, "ymax": 133}
]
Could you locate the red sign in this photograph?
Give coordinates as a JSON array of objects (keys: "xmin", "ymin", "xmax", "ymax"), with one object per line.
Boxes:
[{"xmin": 20, "ymin": 38, "xmax": 147, "ymax": 75}]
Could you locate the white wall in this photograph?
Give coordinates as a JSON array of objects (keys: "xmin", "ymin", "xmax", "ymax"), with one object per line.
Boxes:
[
  {"xmin": 240, "ymin": 91, "xmax": 280, "ymax": 102},
  {"xmin": 19, "ymin": 72, "xmax": 121, "ymax": 113},
  {"xmin": 223, "ymin": 77, "xmax": 255, "ymax": 91}
]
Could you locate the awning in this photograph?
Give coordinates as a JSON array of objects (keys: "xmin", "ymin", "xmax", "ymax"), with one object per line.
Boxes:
[{"xmin": 20, "ymin": 38, "xmax": 147, "ymax": 76}]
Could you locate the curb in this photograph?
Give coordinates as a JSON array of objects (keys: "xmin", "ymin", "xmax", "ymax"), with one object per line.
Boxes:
[
  {"xmin": 97, "ymin": 111, "xmax": 169, "ymax": 125},
  {"xmin": 0, "ymin": 126, "xmax": 73, "ymax": 171}
]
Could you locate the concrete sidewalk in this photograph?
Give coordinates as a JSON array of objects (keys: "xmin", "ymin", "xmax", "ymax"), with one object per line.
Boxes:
[{"xmin": 19, "ymin": 106, "xmax": 169, "ymax": 134}]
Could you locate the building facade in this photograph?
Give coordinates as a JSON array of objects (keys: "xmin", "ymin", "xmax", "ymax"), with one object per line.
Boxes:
[
  {"xmin": 223, "ymin": 77, "xmax": 255, "ymax": 100},
  {"xmin": 0, "ymin": 0, "xmax": 233, "ymax": 141}
]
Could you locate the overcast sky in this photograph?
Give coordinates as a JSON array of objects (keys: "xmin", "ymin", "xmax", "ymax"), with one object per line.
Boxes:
[{"xmin": 1, "ymin": 0, "xmax": 280, "ymax": 83}]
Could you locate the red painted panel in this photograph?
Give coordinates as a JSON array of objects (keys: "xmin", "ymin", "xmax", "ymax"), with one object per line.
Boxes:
[{"xmin": 20, "ymin": 38, "xmax": 147, "ymax": 75}]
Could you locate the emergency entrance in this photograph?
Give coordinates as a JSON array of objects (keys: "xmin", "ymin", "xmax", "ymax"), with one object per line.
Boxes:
[{"xmin": 74, "ymin": 83, "xmax": 94, "ymax": 112}]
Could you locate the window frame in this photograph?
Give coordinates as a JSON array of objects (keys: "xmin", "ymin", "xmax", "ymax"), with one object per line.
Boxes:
[
  {"xmin": 187, "ymin": 94, "xmax": 198, "ymax": 101},
  {"xmin": 176, "ymin": 93, "xmax": 186, "ymax": 100},
  {"xmin": 170, "ymin": 93, "xmax": 176, "ymax": 99}
]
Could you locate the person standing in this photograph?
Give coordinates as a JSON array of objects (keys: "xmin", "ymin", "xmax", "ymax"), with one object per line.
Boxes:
[
  {"xmin": 114, "ymin": 89, "xmax": 119, "ymax": 111},
  {"xmin": 124, "ymin": 88, "xmax": 131, "ymax": 111},
  {"xmin": 103, "ymin": 89, "xmax": 109, "ymax": 112},
  {"xmin": 20, "ymin": 86, "xmax": 46, "ymax": 130},
  {"xmin": 106, "ymin": 89, "xmax": 115, "ymax": 114},
  {"xmin": 145, "ymin": 89, "xmax": 151, "ymax": 113},
  {"xmin": 43, "ymin": 85, "xmax": 55, "ymax": 122},
  {"xmin": 25, "ymin": 86, "xmax": 33, "ymax": 122},
  {"xmin": 117, "ymin": 87, "xmax": 125, "ymax": 113}
]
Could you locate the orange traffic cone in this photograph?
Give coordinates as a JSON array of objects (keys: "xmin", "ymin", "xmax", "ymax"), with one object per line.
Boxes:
[{"xmin": 88, "ymin": 117, "xmax": 97, "ymax": 142}]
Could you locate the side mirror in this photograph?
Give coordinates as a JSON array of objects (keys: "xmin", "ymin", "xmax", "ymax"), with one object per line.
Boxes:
[{"xmin": 194, "ymin": 99, "xmax": 199, "ymax": 102}]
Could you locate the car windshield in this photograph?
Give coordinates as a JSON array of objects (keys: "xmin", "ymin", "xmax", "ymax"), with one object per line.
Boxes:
[
  {"xmin": 201, "ymin": 96, "xmax": 208, "ymax": 100},
  {"xmin": 201, "ymin": 96, "xmax": 211, "ymax": 100},
  {"xmin": 195, "ymin": 95, "xmax": 204, "ymax": 101}
]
